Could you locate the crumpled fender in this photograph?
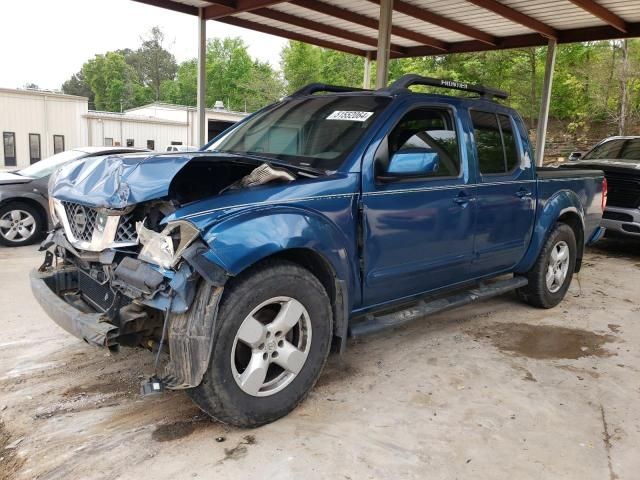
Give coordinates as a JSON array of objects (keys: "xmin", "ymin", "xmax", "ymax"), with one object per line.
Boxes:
[
  {"xmin": 514, "ymin": 189, "xmax": 585, "ymax": 273},
  {"xmin": 195, "ymin": 205, "xmax": 355, "ymax": 294}
]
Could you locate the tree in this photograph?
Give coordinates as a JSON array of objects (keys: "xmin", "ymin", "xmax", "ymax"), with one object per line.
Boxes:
[
  {"xmin": 82, "ymin": 52, "xmax": 151, "ymax": 111},
  {"xmin": 127, "ymin": 27, "xmax": 178, "ymax": 101},
  {"xmin": 281, "ymin": 41, "xmax": 322, "ymax": 92},
  {"xmin": 61, "ymin": 71, "xmax": 95, "ymax": 106},
  {"xmin": 281, "ymin": 41, "xmax": 364, "ymax": 93}
]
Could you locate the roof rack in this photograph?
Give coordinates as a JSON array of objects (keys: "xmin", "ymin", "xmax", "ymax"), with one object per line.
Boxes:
[
  {"xmin": 387, "ymin": 74, "xmax": 508, "ymax": 100},
  {"xmin": 289, "ymin": 83, "xmax": 370, "ymax": 97}
]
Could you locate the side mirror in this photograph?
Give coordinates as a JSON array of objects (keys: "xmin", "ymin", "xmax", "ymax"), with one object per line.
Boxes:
[
  {"xmin": 381, "ymin": 148, "xmax": 440, "ymax": 180},
  {"xmin": 568, "ymin": 151, "xmax": 582, "ymax": 161}
]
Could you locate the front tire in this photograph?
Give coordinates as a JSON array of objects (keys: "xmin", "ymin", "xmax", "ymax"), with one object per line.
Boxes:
[
  {"xmin": 517, "ymin": 223, "xmax": 577, "ymax": 309},
  {"xmin": 188, "ymin": 260, "xmax": 333, "ymax": 427}
]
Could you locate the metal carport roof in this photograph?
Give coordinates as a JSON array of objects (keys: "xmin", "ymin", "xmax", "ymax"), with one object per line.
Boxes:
[{"xmin": 133, "ymin": 0, "xmax": 640, "ymax": 57}]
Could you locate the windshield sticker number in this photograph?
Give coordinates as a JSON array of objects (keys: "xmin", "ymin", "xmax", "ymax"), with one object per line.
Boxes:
[{"xmin": 326, "ymin": 111, "xmax": 374, "ymax": 122}]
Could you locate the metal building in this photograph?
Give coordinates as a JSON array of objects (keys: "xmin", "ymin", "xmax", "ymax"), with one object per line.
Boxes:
[{"xmin": 0, "ymin": 88, "xmax": 247, "ymax": 169}]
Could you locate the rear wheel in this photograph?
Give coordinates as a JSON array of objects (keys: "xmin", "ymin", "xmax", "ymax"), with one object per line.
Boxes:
[
  {"xmin": 0, "ymin": 202, "xmax": 45, "ymax": 247},
  {"xmin": 517, "ymin": 223, "xmax": 577, "ymax": 309},
  {"xmin": 187, "ymin": 260, "xmax": 333, "ymax": 427}
]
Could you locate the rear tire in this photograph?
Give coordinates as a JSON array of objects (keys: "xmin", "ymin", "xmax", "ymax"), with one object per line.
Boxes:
[
  {"xmin": 187, "ymin": 260, "xmax": 333, "ymax": 428},
  {"xmin": 0, "ymin": 202, "xmax": 45, "ymax": 247},
  {"xmin": 517, "ymin": 223, "xmax": 577, "ymax": 309}
]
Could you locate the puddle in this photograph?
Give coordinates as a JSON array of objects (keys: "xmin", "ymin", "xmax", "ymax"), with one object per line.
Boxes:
[
  {"xmin": 151, "ymin": 416, "xmax": 217, "ymax": 442},
  {"xmin": 152, "ymin": 421, "xmax": 198, "ymax": 442},
  {"xmin": 473, "ymin": 323, "xmax": 617, "ymax": 360}
]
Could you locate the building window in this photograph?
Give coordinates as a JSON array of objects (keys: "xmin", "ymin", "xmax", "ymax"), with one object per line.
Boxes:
[
  {"xmin": 146, "ymin": 140, "xmax": 155, "ymax": 150},
  {"xmin": 126, "ymin": 139, "xmax": 134, "ymax": 147},
  {"xmin": 104, "ymin": 137, "xmax": 113, "ymax": 147},
  {"xmin": 29, "ymin": 133, "xmax": 41, "ymax": 164},
  {"xmin": 171, "ymin": 141, "xmax": 183, "ymax": 146},
  {"xmin": 3, "ymin": 132, "xmax": 16, "ymax": 167},
  {"xmin": 53, "ymin": 135, "xmax": 65, "ymax": 154}
]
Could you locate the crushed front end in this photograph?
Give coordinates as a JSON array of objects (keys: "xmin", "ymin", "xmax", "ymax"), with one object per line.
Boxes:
[{"xmin": 31, "ymin": 197, "xmax": 228, "ymax": 388}]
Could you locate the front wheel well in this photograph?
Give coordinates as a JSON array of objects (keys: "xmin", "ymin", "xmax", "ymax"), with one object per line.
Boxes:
[
  {"xmin": 556, "ymin": 212, "xmax": 584, "ymax": 272},
  {"xmin": 233, "ymin": 248, "xmax": 348, "ymax": 352}
]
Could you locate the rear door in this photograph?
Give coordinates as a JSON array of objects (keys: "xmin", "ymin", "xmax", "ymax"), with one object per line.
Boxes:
[
  {"xmin": 470, "ymin": 110, "xmax": 535, "ymax": 275},
  {"xmin": 361, "ymin": 104, "xmax": 476, "ymax": 306}
]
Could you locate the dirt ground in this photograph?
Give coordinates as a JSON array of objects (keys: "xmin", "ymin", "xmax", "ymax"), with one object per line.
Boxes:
[{"xmin": 0, "ymin": 238, "xmax": 639, "ymax": 480}]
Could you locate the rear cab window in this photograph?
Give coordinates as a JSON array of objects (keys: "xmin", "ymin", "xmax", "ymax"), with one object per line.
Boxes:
[{"xmin": 470, "ymin": 109, "xmax": 521, "ymax": 176}]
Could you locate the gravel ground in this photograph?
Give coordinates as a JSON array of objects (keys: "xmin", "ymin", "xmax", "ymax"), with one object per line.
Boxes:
[{"xmin": 0, "ymin": 238, "xmax": 639, "ymax": 480}]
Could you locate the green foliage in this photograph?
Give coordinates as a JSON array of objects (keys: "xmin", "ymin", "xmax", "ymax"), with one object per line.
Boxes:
[
  {"xmin": 276, "ymin": 39, "xmax": 638, "ymax": 134},
  {"xmin": 62, "ymin": 29, "xmax": 640, "ymax": 131},
  {"xmin": 64, "ymin": 30, "xmax": 283, "ymax": 113},
  {"xmin": 281, "ymin": 41, "xmax": 363, "ymax": 93},
  {"xmin": 127, "ymin": 27, "xmax": 179, "ymax": 101},
  {"xmin": 82, "ymin": 51, "xmax": 151, "ymax": 111},
  {"xmin": 61, "ymin": 71, "xmax": 95, "ymax": 106}
]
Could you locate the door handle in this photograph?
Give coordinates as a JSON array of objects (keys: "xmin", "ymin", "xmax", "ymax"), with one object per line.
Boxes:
[
  {"xmin": 516, "ymin": 189, "xmax": 532, "ymax": 199},
  {"xmin": 453, "ymin": 193, "xmax": 475, "ymax": 206}
]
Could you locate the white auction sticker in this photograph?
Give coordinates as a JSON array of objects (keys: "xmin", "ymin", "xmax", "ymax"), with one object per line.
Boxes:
[{"xmin": 326, "ymin": 111, "xmax": 374, "ymax": 122}]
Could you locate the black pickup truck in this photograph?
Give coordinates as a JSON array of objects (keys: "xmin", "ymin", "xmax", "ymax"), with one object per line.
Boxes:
[{"xmin": 565, "ymin": 136, "xmax": 640, "ymax": 238}]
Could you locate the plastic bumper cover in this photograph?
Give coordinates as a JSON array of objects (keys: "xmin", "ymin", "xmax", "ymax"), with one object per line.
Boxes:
[{"xmin": 30, "ymin": 268, "xmax": 119, "ymax": 348}]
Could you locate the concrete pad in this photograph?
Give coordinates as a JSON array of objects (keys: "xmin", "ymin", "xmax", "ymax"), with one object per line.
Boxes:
[{"xmin": 0, "ymin": 238, "xmax": 638, "ymax": 480}]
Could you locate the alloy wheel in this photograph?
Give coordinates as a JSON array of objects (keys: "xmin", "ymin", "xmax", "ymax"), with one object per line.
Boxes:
[
  {"xmin": 546, "ymin": 240, "xmax": 570, "ymax": 293},
  {"xmin": 0, "ymin": 210, "xmax": 37, "ymax": 243},
  {"xmin": 231, "ymin": 296, "xmax": 312, "ymax": 397}
]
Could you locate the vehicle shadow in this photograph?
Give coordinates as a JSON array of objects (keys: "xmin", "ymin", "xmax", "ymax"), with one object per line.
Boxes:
[{"xmin": 587, "ymin": 235, "xmax": 640, "ymax": 261}]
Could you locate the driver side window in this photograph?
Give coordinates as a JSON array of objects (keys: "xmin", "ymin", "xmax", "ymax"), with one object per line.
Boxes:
[{"xmin": 385, "ymin": 108, "xmax": 460, "ymax": 178}]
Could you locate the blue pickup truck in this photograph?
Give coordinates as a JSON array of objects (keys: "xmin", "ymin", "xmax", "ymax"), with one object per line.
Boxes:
[{"xmin": 31, "ymin": 75, "xmax": 606, "ymax": 427}]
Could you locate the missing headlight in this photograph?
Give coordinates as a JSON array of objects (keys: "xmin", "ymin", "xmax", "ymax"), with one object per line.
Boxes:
[{"xmin": 137, "ymin": 220, "xmax": 200, "ymax": 269}]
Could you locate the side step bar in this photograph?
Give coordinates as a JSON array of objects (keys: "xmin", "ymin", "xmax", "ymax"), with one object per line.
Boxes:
[{"xmin": 349, "ymin": 276, "xmax": 528, "ymax": 338}]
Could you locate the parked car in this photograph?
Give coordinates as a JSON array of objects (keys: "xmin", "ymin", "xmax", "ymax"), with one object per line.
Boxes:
[
  {"xmin": 0, "ymin": 147, "xmax": 149, "ymax": 247},
  {"xmin": 31, "ymin": 75, "xmax": 606, "ymax": 427},
  {"xmin": 166, "ymin": 145, "xmax": 199, "ymax": 152},
  {"xmin": 563, "ymin": 136, "xmax": 640, "ymax": 238}
]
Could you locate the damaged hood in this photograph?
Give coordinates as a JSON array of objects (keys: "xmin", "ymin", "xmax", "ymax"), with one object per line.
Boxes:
[{"xmin": 50, "ymin": 152, "xmax": 201, "ymax": 208}]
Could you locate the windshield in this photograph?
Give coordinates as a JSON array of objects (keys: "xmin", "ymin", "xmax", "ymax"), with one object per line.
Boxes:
[
  {"xmin": 18, "ymin": 150, "xmax": 87, "ymax": 178},
  {"xmin": 207, "ymin": 95, "xmax": 391, "ymax": 170},
  {"xmin": 583, "ymin": 138, "xmax": 640, "ymax": 161}
]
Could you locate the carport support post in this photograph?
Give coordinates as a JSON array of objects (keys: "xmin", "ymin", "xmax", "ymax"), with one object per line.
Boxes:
[
  {"xmin": 375, "ymin": 0, "xmax": 393, "ymax": 89},
  {"xmin": 363, "ymin": 51, "xmax": 372, "ymax": 89},
  {"xmin": 197, "ymin": 7, "xmax": 207, "ymax": 147},
  {"xmin": 535, "ymin": 38, "xmax": 557, "ymax": 167}
]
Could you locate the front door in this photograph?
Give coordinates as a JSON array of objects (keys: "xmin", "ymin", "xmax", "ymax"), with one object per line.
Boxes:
[
  {"xmin": 469, "ymin": 110, "xmax": 535, "ymax": 274},
  {"xmin": 361, "ymin": 106, "xmax": 476, "ymax": 307}
]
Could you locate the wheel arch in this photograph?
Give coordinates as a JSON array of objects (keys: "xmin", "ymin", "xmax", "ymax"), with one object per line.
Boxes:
[
  {"xmin": 515, "ymin": 190, "xmax": 585, "ymax": 274},
  {"xmin": 232, "ymin": 247, "xmax": 350, "ymax": 353},
  {"xmin": 0, "ymin": 195, "xmax": 48, "ymax": 223},
  {"xmin": 556, "ymin": 210, "xmax": 584, "ymax": 272}
]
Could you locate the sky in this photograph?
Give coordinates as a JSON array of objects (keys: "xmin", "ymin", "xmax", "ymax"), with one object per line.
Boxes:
[{"xmin": 0, "ymin": 0, "xmax": 287, "ymax": 90}]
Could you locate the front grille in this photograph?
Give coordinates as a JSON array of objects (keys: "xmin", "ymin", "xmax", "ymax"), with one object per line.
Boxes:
[
  {"xmin": 62, "ymin": 201, "xmax": 97, "ymax": 242},
  {"xmin": 78, "ymin": 269, "xmax": 116, "ymax": 312},
  {"xmin": 60, "ymin": 201, "xmax": 138, "ymax": 245},
  {"xmin": 605, "ymin": 173, "xmax": 640, "ymax": 208},
  {"xmin": 115, "ymin": 213, "xmax": 137, "ymax": 242}
]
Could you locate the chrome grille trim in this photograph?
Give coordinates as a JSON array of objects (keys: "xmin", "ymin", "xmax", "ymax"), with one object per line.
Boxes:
[{"xmin": 54, "ymin": 199, "xmax": 138, "ymax": 252}]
